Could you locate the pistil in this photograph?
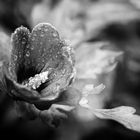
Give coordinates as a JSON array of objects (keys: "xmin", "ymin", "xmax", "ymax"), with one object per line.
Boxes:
[{"xmin": 23, "ymin": 71, "xmax": 49, "ymax": 90}]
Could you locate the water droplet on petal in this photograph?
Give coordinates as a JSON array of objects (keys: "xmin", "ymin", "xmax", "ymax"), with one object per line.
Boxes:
[
  {"xmin": 31, "ymin": 46, "xmax": 34, "ymax": 50},
  {"xmin": 26, "ymin": 45, "xmax": 30, "ymax": 48},
  {"xmin": 14, "ymin": 55, "xmax": 17, "ymax": 61},
  {"xmin": 26, "ymin": 51, "xmax": 30, "ymax": 57},
  {"xmin": 38, "ymin": 27, "xmax": 42, "ymax": 31},
  {"xmin": 62, "ymin": 69, "xmax": 66, "ymax": 74},
  {"xmin": 18, "ymin": 53, "xmax": 22, "ymax": 58},
  {"xmin": 52, "ymin": 32, "xmax": 58, "ymax": 37}
]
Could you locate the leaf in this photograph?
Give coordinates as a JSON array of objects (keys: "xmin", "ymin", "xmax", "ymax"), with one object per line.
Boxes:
[
  {"xmin": 79, "ymin": 83, "xmax": 105, "ymax": 108},
  {"xmin": 76, "ymin": 43, "xmax": 123, "ymax": 79},
  {"xmin": 79, "ymin": 97, "xmax": 89, "ymax": 109},
  {"xmin": 82, "ymin": 83, "xmax": 105, "ymax": 96},
  {"xmin": 93, "ymin": 106, "xmax": 140, "ymax": 132}
]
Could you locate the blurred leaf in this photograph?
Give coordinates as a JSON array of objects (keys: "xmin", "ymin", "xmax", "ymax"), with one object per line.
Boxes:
[
  {"xmin": 0, "ymin": 31, "xmax": 11, "ymax": 61},
  {"xmin": 82, "ymin": 83, "xmax": 105, "ymax": 96},
  {"xmin": 76, "ymin": 42, "xmax": 123, "ymax": 79},
  {"xmin": 93, "ymin": 106, "xmax": 140, "ymax": 132},
  {"xmin": 0, "ymin": 31, "xmax": 11, "ymax": 100},
  {"xmin": 79, "ymin": 83, "xmax": 105, "ymax": 108}
]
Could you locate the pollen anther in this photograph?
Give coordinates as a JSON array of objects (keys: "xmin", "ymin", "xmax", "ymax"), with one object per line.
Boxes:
[{"xmin": 24, "ymin": 71, "xmax": 49, "ymax": 89}]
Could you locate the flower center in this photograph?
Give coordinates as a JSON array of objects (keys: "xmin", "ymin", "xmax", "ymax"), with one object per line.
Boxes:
[
  {"xmin": 10, "ymin": 23, "xmax": 75, "ymax": 96},
  {"xmin": 23, "ymin": 71, "xmax": 49, "ymax": 91}
]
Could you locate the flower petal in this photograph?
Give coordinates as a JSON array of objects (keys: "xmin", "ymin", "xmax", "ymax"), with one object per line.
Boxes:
[
  {"xmin": 4, "ymin": 71, "xmax": 61, "ymax": 110},
  {"xmin": 3, "ymin": 65, "xmax": 78, "ymax": 110},
  {"xmin": 40, "ymin": 65, "xmax": 75, "ymax": 99},
  {"xmin": 10, "ymin": 26, "xmax": 33, "ymax": 82},
  {"xmin": 39, "ymin": 39, "xmax": 75, "ymax": 98},
  {"xmin": 10, "ymin": 23, "xmax": 75, "ymax": 99},
  {"xmin": 29, "ymin": 23, "xmax": 75, "ymax": 97},
  {"xmin": 15, "ymin": 101, "xmax": 39, "ymax": 120},
  {"xmin": 34, "ymin": 87, "xmax": 82, "ymax": 110},
  {"xmin": 92, "ymin": 106, "xmax": 140, "ymax": 132},
  {"xmin": 4, "ymin": 72, "xmax": 42, "ymax": 103},
  {"xmin": 10, "ymin": 23, "xmax": 62, "ymax": 82},
  {"xmin": 29, "ymin": 23, "xmax": 61, "ymax": 73},
  {"xmin": 40, "ymin": 104, "xmax": 74, "ymax": 127},
  {"xmin": 56, "ymin": 87, "xmax": 82, "ymax": 106}
]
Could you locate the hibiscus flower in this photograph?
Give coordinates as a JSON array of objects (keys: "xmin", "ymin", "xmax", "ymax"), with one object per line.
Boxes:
[
  {"xmin": 1, "ymin": 23, "xmax": 80, "ymax": 127},
  {"xmin": 0, "ymin": 23, "xmax": 140, "ymax": 131}
]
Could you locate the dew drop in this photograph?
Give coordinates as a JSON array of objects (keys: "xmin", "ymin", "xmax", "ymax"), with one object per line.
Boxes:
[
  {"xmin": 44, "ymin": 28, "xmax": 48, "ymax": 32},
  {"xmin": 52, "ymin": 32, "xmax": 58, "ymax": 37},
  {"xmin": 26, "ymin": 51, "xmax": 30, "ymax": 57},
  {"xmin": 18, "ymin": 53, "xmax": 22, "ymax": 58},
  {"xmin": 38, "ymin": 27, "xmax": 42, "ymax": 31},
  {"xmin": 13, "ymin": 55, "xmax": 17, "ymax": 61},
  {"xmin": 62, "ymin": 69, "xmax": 66, "ymax": 74},
  {"xmin": 32, "ymin": 37, "xmax": 35, "ymax": 41},
  {"xmin": 30, "ymin": 46, "xmax": 34, "ymax": 50},
  {"xmin": 26, "ymin": 45, "xmax": 30, "ymax": 48}
]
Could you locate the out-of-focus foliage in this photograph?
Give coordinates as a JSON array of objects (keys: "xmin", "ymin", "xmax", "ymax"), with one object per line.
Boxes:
[
  {"xmin": 75, "ymin": 42, "xmax": 123, "ymax": 79},
  {"xmin": 93, "ymin": 106, "xmax": 140, "ymax": 132},
  {"xmin": 0, "ymin": 30, "xmax": 11, "ymax": 61}
]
